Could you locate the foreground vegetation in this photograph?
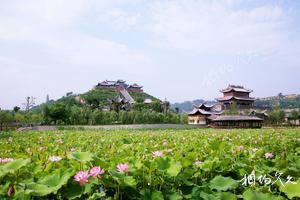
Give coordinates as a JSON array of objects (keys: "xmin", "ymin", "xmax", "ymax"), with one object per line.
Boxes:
[{"xmin": 0, "ymin": 128, "xmax": 300, "ymax": 199}]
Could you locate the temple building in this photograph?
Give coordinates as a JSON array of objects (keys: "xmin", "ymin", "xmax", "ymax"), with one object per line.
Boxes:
[
  {"xmin": 188, "ymin": 104, "xmax": 223, "ymax": 125},
  {"xmin": 210, "ymin": 115, "xmax": 263, "ymax": 128},
  {"xmin": 217, "ymin": 85, "xmax": 255, "ymax": 109},
  {"xmin": 96, "ymin": 80, "xmax": 127, "ymax": 89},
  {"xmin": 127, "ymin": 83, "xmax": 143, "ymax": 92},
  {"xmin": 188, "ymin": 85, "xmax": 263, "ymax": 128},
  {"xmin": 95, "ymin": 80, "xmax": 143, "ymax": 93}
]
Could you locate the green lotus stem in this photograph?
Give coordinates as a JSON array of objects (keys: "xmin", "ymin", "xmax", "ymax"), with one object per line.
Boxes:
[
  {"xmin": 117, "ymin": 182, "xmax": 120, "ymax": 199},
  {"xmin": 142, "ymin": 165, "xmax": 145, "ymax": 188},
  {"xmin": 149, "ymin": 168, "xmax": 152, "ymax": 187}
]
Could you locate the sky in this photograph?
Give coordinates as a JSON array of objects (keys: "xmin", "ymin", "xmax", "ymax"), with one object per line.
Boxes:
[{"xmin": 1, "ymin": 0, "xmax": 300, "ymax": 109}]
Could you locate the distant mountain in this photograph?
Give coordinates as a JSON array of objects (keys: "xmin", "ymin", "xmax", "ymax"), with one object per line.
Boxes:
[{"xmin": 171, "ymin": 99, "xmax": 217, "ymax": 113}]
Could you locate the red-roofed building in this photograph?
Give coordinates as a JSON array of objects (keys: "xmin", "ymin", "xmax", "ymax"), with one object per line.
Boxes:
[
  {"xmin": 217, "ymin": 85, "xmax": 255, "ymax": 109},
  {"xmin": 95, "ymin": 80, "xmax": 143, "ymax": 93}
]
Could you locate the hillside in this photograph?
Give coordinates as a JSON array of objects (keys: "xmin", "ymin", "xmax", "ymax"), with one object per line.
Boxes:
[
  {"xmin": 254, "ymin": 94, "xmax": 300, "ymax": 109},
  {"xmin": 51, "ymin": 88, "xmax": 159, "ymax": 109},
  {"xmin": 82, "ymin": 88, "xmax": 158, "ymax": 106}
]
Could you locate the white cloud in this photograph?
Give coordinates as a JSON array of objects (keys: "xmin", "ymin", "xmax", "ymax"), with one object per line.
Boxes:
[
  {"xmin": 0, "ymin": 0, "xmax": 157, "ymax": 109},
  {"xmin": 0, "ymin": 0, "xmax": 155, "ymax": 67},
  {"xmin": 147, "ymin": 0, "xmax": 290, "ymax": 54},
  {"xmin": 0, "ymin": 0, "xmax": 299, "ymax": 108},
  {"xmin": 98, "ymin": 10, "xmax": 140, "ymax": 31}
]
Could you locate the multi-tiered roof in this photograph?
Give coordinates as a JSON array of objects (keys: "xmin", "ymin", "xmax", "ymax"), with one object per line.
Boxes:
[
  {"xmin": 217, "ymin": 85, "xmax": 254, "ymax": 101},
  {"xmin": 188, "ymin": 104, "xmax": 223, "ymax": 116},
  {"xmin": 217, "ymin": 85, "xmax": 255, "ymax": 109}
]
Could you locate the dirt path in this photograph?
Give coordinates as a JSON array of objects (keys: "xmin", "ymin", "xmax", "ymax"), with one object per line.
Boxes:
[{"xmin": 17, "ymin": 124, "xmax": 205, "ymax": 131}]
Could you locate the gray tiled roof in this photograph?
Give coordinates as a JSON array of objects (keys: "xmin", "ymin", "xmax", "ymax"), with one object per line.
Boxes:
[
  {"xmin": 220, "ymin": 85, "xmax": 253, "ymax": 93},
  {"xmin": 216, "ymin": 96, "xmax": 255, "ymax": 101},
  {"xmin": 212, "ymin": 115, "xmax": 263, "ymax": 121},
  {"xmin": 188, "ymin": 108, "xmax": 223, "ymax": 116}
]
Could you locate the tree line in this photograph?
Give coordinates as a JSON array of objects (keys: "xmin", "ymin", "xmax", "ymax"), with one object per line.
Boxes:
[
  {"xmin": 41, "ymin": 103, "xmax": 187, "ymax": 125},
  {"xmin": 0, "ymin": 102, "xmax": 187, "ymax": 130}
]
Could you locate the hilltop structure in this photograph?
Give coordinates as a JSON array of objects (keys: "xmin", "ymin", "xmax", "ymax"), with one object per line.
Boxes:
[
  {"xmin": 96, "ymin": 80, "xmax": 143, "ymax": 92},
  {"xmin": 216, "ymin": 85, "xmax": 255, "ymax": 109},
  {"xmin": 127, "ymin": 84, "xmax": 144, "ymax": 92},
  {"xmin": 95, "ymin": 80, "xmax": 148, "ymax": 106}
]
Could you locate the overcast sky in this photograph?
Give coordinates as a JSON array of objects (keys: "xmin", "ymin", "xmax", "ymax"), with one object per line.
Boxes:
[{"xmin": 1, "ymin": 0, "xmax": 300, "ymax": 109}]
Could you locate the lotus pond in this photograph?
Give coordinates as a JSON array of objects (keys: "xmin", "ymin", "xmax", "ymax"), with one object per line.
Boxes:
[{"xmin": 0, "ymin": 128, "xmax": 300, "ymax": 199}]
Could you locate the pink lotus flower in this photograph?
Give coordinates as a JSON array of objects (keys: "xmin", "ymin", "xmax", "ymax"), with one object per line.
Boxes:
[
  {"xmin": 152, "ymin": 151, "xmax": 163, "ymax": 158},
  {"xmin": 0, "ymin": 158, "xmax": 13, "ymax": 164},
  {"xmin": 265, "ymin": 152, "xmax": 274, "ymax": 159},
  {"xmin": 194, "ymin": 160, "xmax": 203, "ymax": 166},
  {"xmin": 89, "ymin": 166, "xmax": 105, "ymax": 179},
  {"xmin": 238, "ymin": 145, "xmax": 245, "ymax": 151},
  {"xmin": 74, "ymin": 171, "xmax": 90, "ymax": 186},
  {"xmin": 162, "ymin": 140, "xmax": 168, "ymax": 146},
  {"xmin": 7, "ymin": 186, "xmax": 14, "ymax": 196},
  {"xmin": 117, "ymin": 163, "xmax": 129, "ymax": 173},
  {"xmin": 48, "ymin": 156, "xmax": 62, "ymax": 162}
]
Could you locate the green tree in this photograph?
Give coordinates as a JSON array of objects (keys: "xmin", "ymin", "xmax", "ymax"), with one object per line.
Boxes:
[
  {"xmin": 30, "ymin": 113, "xmax": 43, "ymax": 125},
  {"xmin": 13, "ymin": 106, "xmax": 21, "ymax": 113},
  {"xmin": 15, "ymin": 113, "xmax": 26, "ymax": 126},
  {"xmin": 0, "ymin": 111, "xmax": 14, "ymax": 131},
  {"xmin": 151, "ymin": 101, "xmax": 163, "ymax": 112},
  {"xmin": 135, "ymin": 97, "xmax": 144, "ymax": 103},
  {"xmin": 224, "ymin": 102, "xmax": 239, "ymax": 115},
  {"xmin": 268, "ymin": 108, "xmax": 285, "ymax": 125},
  {"xmin": 69, "ymin": 106, "xmax": 82, "ymax": 125},
  {"xmin": 289, "ymin": 110, "xmax": 299, "ymax": 120},
  {"xmin": 109, "ymin": 111, "xmax": 118, "ymax": 124},
  {"xmin": 119, "ymin": 110, "xmax": 128, "ymax": 124},
  {"xmin": 133, "ymin": 111, "xmax": 144, "ymax": 124},
  {"xmin": 42, "ymin": 104, "xmax": 52, "ymax": 124},
  {"xmin": 91, "ymin": 109, "xmax": 104, "ymax": 125},
  {"xmin": 287, "ymin": 110, "xmax": 299, "ymax": 125},
  {"xmin": 180, "ymin": 113, "xmax": 188, "ymax": 124},
  {"xmin": 49, "ymin": 103, "xmax": 69, "ymax": 125},
  {"xmin": 132, "ymin": 102, "xmax": 145, "ymax": 112}
]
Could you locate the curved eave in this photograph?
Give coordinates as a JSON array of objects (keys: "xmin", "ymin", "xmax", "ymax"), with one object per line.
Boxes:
[
  {"xmin": 220, "ymin": 88, "xmax": 253, "ymax": 93},
  {"xmin": 212, "ymin": 115, "xmax": 263, "ymax": 122},
  {"xmin": 216, "ymin": 96, "xmax": 256, "ymax": 102}
]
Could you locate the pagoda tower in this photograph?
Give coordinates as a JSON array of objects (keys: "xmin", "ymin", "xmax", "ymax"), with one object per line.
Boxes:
[{"xmin": 216, "ymin": 85, "xmax": 255, "ymax": 109}]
